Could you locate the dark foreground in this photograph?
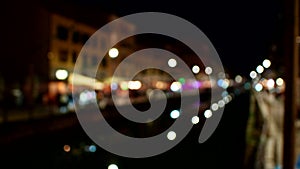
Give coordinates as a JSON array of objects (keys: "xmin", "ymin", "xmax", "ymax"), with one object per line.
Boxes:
[{"xmin": 0, "ymin": 92, "xmax": 250, "ymax": 169}]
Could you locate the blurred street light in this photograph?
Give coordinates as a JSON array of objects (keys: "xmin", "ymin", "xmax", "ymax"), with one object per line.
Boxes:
[
  {"xmin": 204, "ymin": 66, "xmax": 212, "ymax": 75},
  {"xmin": 256, "ymin": 65, "xmax": 264, "ymax": 74},
  {"xmin": 109, "ymin": 48, "xmax": 119, "ymax": 58},
  {"xmin": 192, "ymin": 65, "xmax": 200, "ymax": 74},
  {"xmin": 262, "ymin": 59, "xmax": 271, "ymax": 68},
  {"xmin": 55, "ymin": 69, "xmax": 68, "ymax": 80},
  {"xmin": 108, "ymin": 164, "xmax": 118, "ymax": 169},
  {"xmin": 168, "ymin": 58, "xmax": 177, "ymax": 68},
  {"xmin": 250, "ymin": 71, "xmax": 257, "ymax": 79}
]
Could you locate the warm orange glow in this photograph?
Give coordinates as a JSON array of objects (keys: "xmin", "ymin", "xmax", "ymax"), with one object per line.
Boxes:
[
  {"xmin": 155, "ymin": 81, "xmax": 168, "ymax": 89},
  {"xmin": 63, "ymin": 145, "xmax": 71, "ymax": 152},
  {"xmin": 57, "ymin": 82, "xmax": 67, "ymax": 94}
]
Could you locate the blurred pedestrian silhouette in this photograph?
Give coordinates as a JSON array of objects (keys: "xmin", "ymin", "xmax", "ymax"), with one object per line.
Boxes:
[{"xmin": 245, "ymin": 87, "xmax": 284, "ymax": 169}]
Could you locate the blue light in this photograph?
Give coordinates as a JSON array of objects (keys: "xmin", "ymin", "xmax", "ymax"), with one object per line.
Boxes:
[
  {"xmin": 170, "ymin": 110, "xmax": 180, "ymax": 119},
  {"xmin": 111, "ymin": 82, "xmax": 118, "ymax": 91},
  {"xmin": 217, "ymin": 79, "xmax": 224, "ymax": 87},
  {"xmin": 244, "ymin": 82, "xmax": 251, "ymax": 90},
  {"xmin": 89, "ymin": 145, "xmax": 97, "ymax": 152},
  {"xmin": 221, "ymin": 91, "xmax": 228, "ymax": 98}
]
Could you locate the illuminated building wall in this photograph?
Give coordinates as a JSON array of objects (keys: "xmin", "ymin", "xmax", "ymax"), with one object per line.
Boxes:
[
  {"xmin": 48, "ymin": 13, "xmax": 136, "ymax": 82},
  {"xmin": 48, "ymin": 13, "xmax": 100, "ymax": 81}
]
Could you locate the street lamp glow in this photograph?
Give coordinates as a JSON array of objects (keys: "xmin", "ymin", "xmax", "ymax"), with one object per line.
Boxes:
[
  {"xmin": 235, "ymin": 75, "xmax": 243, "ymax": 83},
  {"xmin": 218, "ymin": 100, "xmax": 225, "ymax": 108},
  {"xmin": 205, "ymin": 67, "xmax": 212, "ymax": 75},
  {"xmin": 191, "ymin": 116, "xmax": 199, "ymax": 124},
  {"xmin": 204, "ymin": 109, "xmax": 212, "ymax": 118},
  {"xmin": 267, "ymin": 79, "xmax": 275, "ymax": 89},
  {"xmin": 167, "ymin": 131, "xmax": 176, "ymax": 140},
  {"xmin": 255, "ymin": 83, "xmax": 263, "ymax": 92},
  {"xmin": 256, "ymin": 65, "xmax": 264, "ymax": 74},
  {"xmin": 262, "ymin": 59, "xmax": 271, "ymax": 68},
  {"xmin": 276, "ymin": 78, "xmax": 284, "ymax": 86},
  {"xmin": 108, "ymin": 164, "xmax": 118, "ymax": 169},
  {"xmin": 109, "ymin": 48, "xmax": 119, "ymax": 58},
  {"xmin": 170, "ymin": 81, "xmax": 182, "ymax": 92},
  {"xmin": 211, "ymin": 103, "xmax": 219, "ymax": 111},
  {"xmin": 170, "ymin": 110, "xmax": 180, "ymax": 119},
  {"xmin": 63, "ymin": 144, "xmax": 71, "ymax": 152},
  {"xmin": 221, "ymin": 79, "xmax": 230, "ymax": 89},
  {"xmin": 128, "ymin": 81, "xmax": 142, "ymax": 90},
  {"xmin": 168, "ymin": 58, "xmax": 177, "ymax": 67},
  {"xmin": 55, "ymin": 69, "xmax": 68, "ymax": 80},
  {"xmin": 250, "ymin": 71, "xmax": 257, "ymax": 79},
  {"xmin": 192, "ymin": 65, "xmax": 200, "ymax": 74}
]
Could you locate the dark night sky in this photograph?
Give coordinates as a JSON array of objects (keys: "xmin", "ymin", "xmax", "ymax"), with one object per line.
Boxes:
[
  {"xmin": 0, "ymin": 0, "xmax": 282, "ymax": 80},
  {"xmin": 45, "ymin": 0, "xmax": 282, "ymax": 76}
]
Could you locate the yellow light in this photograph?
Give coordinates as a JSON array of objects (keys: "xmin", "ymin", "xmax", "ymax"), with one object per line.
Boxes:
[
  {"xmin": 235, "ymin": 75, "xmax": 243, "ymax": 83},
  {"xmin": 69, "ymin": 73, "xmax": 104, "ymax": 90},
  {"xmin": 155, "ymin": 81, "xmax": 167, "ymax": 89},
  {"xmin": 94, "ymin": 82, "xmax": 104, "ymax": 90},
  {"xmin": 276, "ymin": 78, "xmax": 284, "ymax": 86}
]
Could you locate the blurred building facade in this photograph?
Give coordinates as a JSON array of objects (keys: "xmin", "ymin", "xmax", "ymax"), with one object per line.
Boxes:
[
  {"xmin": 48, "ymin": 13, "xmax": 97, "ymax": 81},
  {"xmin": 0, "ymin": 1, "xmax": 137, "ymax": 109},
  {"xmin": 0, "ymin": 1, "xmax": 225, "ymax": 111},
  {"xmin": 47, "ymin": 12, "xmax": 140, "ymax": 113}
]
